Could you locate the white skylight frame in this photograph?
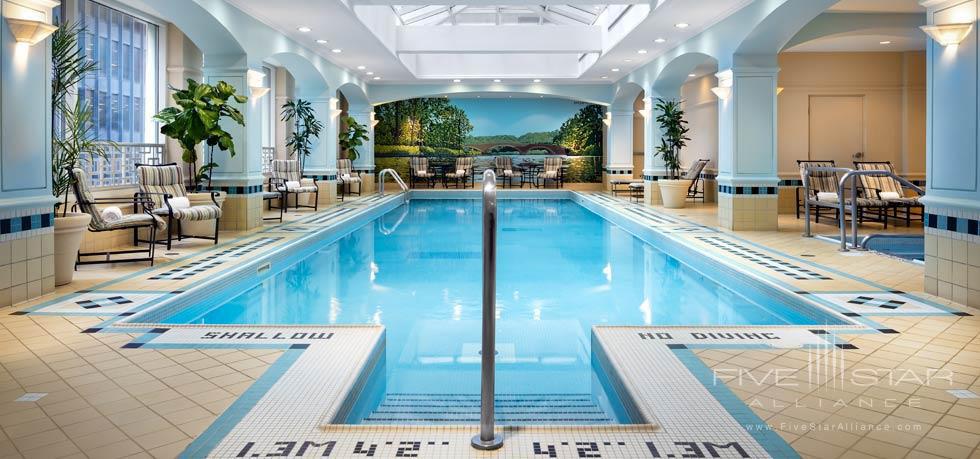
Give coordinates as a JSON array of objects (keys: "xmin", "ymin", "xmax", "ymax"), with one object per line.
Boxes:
[{"xmin": 391, "ymin": 4, "xmax": 608, "ymax": 26}]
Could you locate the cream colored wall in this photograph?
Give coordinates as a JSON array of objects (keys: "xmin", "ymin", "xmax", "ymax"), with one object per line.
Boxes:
[
  {"xmin": 680, "ymin": 75, "xmax": 720, "ymax": 170},
  {"xmin": 633, "ymin": 95, "xmax": 644, "ymax": 178},
  {"xmin": 776, "ymin": 51, "xmax": 926, "ymax": 177}
]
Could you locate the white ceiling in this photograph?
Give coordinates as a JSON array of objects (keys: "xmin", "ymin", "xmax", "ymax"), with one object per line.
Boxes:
[{"xmin": 785, "ymin": 32, "xmax": 925, "ymax": 52}]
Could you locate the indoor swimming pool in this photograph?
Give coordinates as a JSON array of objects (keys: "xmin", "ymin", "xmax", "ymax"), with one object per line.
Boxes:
[{"xmin": 161, "ymin": 198, "xmax": 841, "ymax": 424}]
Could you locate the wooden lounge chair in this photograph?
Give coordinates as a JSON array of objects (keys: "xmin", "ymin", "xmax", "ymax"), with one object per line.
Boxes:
[
  {"xmin": 136, "ymin": 163, "xmax": 223, "ymax": 250},
  {"xmin": 494, "ymin": 156, "xmax": 516, "ymax": 188},
  {"xmin": 537, "ymin": 156, "xmax": 563, "ymax": 188},
  {"xmin": 69, "ymin": 168, "xmax": 163, "ymax": 266},
  {"xmin": 854, "ymin": 161, "xmax": 924, "ymax": 226},
  {"xmin": 409, "ymin": 156, "xmax": 435, "ymax": 188},
  {"xmin": 270, "ymin": 159, "xmax": 318, "ymax": 212},
  {"xmin": 337, "ymin": 158, "xmax": 362, "ymax": 200}
]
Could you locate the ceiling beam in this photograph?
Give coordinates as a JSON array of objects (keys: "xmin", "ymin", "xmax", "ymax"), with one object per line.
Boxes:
[
  {"xmin": 355, "ymin": 0, "xmax": 642, "ymax": 5},
  {"xmin": 396, "ymin": 24, "xmax": 602, "ymax": 54}
]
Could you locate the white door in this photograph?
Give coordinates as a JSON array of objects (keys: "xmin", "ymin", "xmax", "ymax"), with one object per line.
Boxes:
[{"xmin": 808, "ymin": 96, "xmax": 865, "ymax": 166}]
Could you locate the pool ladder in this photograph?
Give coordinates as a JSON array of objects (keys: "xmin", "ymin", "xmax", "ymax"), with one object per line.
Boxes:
[
  {"xmin": 472, "ymin": 169, "xmax": 503, "ymax": 451},
  {"xmin": 377, "ymin": 168, "xmax": 408, "ymax": 196}
]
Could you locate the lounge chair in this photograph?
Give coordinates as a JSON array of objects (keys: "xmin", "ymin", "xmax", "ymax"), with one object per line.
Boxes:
[
  {"xmin": 537, "ymin": 156, "xmax": 563, "ymax": 188},
  {"xmin": 610, "ymin": 178, "xmax": 643, "ymax": 196},
  {"xmin": 445, "ymin": 157, "xmax": 475, "ymax": 188},
  {"xmin": 685, "ymin": 159, "xmax": 711, "ymax": 202},
  {"xmin": 854, "ymin": 161, "xmax": 924, "ymax": 226},
  {"xmin": 494, "ymin": 156, "xmax": 516, "ymax": 188},
  {"xmin": 409, "ymin": 156, "xmax": 435, "ymax": 188},
  {"xmin": 270, "ymin": 159, "xmax": 318, "ymax": 212},
  {"xmin": 136, "ymin": 163, "xmax": 223, "ymax": 250},
  {"xmin": 798, "ymin": 160, "xmax": 889, "ymax": 228},
  {"xmin": 68, "ymin": 168, "xmax": 164, "ymax": 266},
  {"xmin": 337, "ymin": 158, "xmax": 362, "ymax": 200}
]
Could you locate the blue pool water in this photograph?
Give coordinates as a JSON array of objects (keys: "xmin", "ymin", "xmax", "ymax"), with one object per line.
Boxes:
[{"xmin": 165, "ymin": 199, "xmax": 825, "ymax": 423}]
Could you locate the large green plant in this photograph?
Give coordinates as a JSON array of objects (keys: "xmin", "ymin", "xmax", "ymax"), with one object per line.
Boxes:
[
  {"xmin": 281, "ymin": 99, "xmax": 324, "ymax": 173},
  {"xmin": 154, "ymin": 79, "xmax": 247, "ymax": 189},
  {"xmin": 339, "ymin": 115, "xmax": 370, "ymax": 162},
  {"xmin": 654, "ymin": 98, "xmax": 690, "ymax": 179},
  {"xmin": 50, "ymin": 22, "xmax": 112, "ymax": 215}
]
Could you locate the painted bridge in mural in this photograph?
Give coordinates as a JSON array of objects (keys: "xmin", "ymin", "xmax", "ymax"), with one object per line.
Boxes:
[{"xmin": 467, "ymin": 143, "xmax": 568, "ymax": 155}]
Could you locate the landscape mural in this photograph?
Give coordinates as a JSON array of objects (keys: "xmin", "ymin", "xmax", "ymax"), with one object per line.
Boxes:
[{"xmin": 374, "ymin": 97, "xmax": 604, "ymax": 182}]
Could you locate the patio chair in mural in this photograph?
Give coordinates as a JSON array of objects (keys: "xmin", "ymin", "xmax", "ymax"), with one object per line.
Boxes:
[
  {"xmin": 537, "ymin": 156, "xmax": 563, "ymax": 188},
  {"xmin": 445, "ymin": 156, "xmax": 475, "ymax": 188},
  {"xmin": 270, "ymin": 159, "xmax": 318, "ymax": 212},
  {"xmin": 409, "ymin": 156, "xmax": 435, "ymax": 188},
  {"xmin": 684, "ymin": 159, "xmax": 711, "ymax": 202},
  {"xmin": 798, "ymin": 160, "xmax": 890, "ymax": 228},
  {"xmin": 337, "ymin": 158, "xmax": 362, "ymax": 200},
  {"xmin": 494, "ymin": 156, "xmax": 516, "ymax": 188},
  {"xmin": 854, "ymin": 161, "xmax": 924, "ymax": 226},
  {"xmin": 136, "ymin": 163, "xmax": 223, "ymax": 250},
  {"xmin": 69, "ymin": 168, "xmax": 164, "ymax": 266}
]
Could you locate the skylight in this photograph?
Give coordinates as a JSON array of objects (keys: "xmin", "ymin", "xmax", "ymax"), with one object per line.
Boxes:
[{"xmin": 391, "ymin": 4, "xmax": 608, "ymax": 26}]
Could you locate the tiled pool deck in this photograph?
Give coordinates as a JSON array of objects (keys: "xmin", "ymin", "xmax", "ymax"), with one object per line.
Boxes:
[{"xmin": 0, "ymin": 190, "xmax": 976, "ymax": 458}]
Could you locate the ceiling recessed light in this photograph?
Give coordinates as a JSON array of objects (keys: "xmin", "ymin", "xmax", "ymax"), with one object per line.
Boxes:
[
  {"xmin": 493, "ymin": 79, "xmax": 501, "ymax": 83},
  {"xmin": 600, "ymin": 75, "xmax": 608, "ymax": 79},
  {"xmin": 879, "ymin": 40, "xmax": 892, "ymax": 45},
  {"xmin": 611, "ymin": 68, "xmax": 620, "ymax": 72},
  {"xmin": 637, "ymin": 49, "xmax": 648, "ymax": 54},
  {"xmin": 356, "ymin": 65, "xmax": 366, "ymax": 70},
  {"xmin": 452, "ymin": 79, "xmax": 461, "ymax": 83},
  {"xmin": 654, "ymin": 38, "xmax": 666, "ymax": 43},
  {"xmin": 331, "ymin": 48, "xmax": 342, "ymax": 53},
  {"xmin": 316, "ymin": 39, "xmax": 328, "ymax": 44},
  {"xmin": 366, "ymin": 71, "xmax": 374, "ymax": 75},
  {"xmin": 688, "ymin": 73, "xmax": 696, "ymax": 77},
  {"xmin": 533, "ymin": 79, "xmax": 541, "ymax": 83},
  {"xmin": 297, "ymin": 26, "xmax": 312, "ymax": 33},
  {"xmin": 372, "ymin": 76, "xmax": 381, "ymax": 80},
  {"xmin": 674, "ymin": 22, "xmax": 689, "ymax": 29}
]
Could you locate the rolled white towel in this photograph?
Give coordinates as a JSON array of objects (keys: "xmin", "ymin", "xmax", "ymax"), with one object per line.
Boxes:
[
  {"xmin": 341, "ymin": 173, "xmax": 351, "ymax": 180},
  {"xmin": 101, "ymin": 206, "xmax": 123, "ymax": 222},
  {"xmin": 456, "ymin": 169, "xmax": 465, "ymax": 175},
  {"xmin": 816, "ymin": 192, "xmax": 838, "ymax": 202},
  {"xmin": 503, "ymin": 169, "xmax": 513, "ymax": 176},
  {"xmin": 417, "ymin": 169, "xmax": 427, "ymax": 176},
  {"xmin": 285, "ymin": 180, "xmax": 302, "ymax": 191},
  {"xmin": 879, "ymin": 191, "xmax": 901, "ymax": 200},
  {"xmin": 166, "ymin": 196, "xmax": 191, "ymax": 209}
]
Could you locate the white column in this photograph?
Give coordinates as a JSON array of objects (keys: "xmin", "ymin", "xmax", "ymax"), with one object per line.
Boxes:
[
  {"xmin": 715, "ymin": 65, "xmax": 780, "ymax": 231},
  {"xmin": 603, "ymin": 108, "xmax": 635, "ymax": 190},
  {"xmin": 348, "ymin": 105, "xmax": 376, "ymax": 193},
  {"xmin": 274, "ymin": 67, "xmax": 294, "ymax": 161},
  {"xmin": 640, "ymin": 93, "xmax": 667, "ymax": 204},
  {"xmin": 302, "ymin": 95, "xmax": 338, "ymax": 204},
  {"xmin": 204, "ymin": 62, "xmax": 266, "ymax": 230}
]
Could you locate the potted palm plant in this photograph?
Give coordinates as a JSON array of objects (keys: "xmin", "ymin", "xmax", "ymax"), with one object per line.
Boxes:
[
  {"xmin": 654, "ymin": 98, "xmax": 691, "ymax": 209},
  {"xmin": 281, "ymin": 99, "xmax": 323, "ymax": 204},
  {"xmin": 339, "ymin": 115, "xmax": 370, "ymax": 163},
  {"xmin": 51, "ymin": 23, "xmax": 111, "ymax": 285}
]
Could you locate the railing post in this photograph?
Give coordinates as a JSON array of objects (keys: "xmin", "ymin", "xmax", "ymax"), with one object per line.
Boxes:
[{"xmin": 472, "ymin": 169, "xmax": 503, "ymax": 451}]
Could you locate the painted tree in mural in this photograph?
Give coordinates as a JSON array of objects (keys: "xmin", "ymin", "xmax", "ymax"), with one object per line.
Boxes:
[
  {"xmin": 552, "ymin": 104, "xmax": 603, "ymax": 156},
  {"xmin": 374, "ymin": 98, "xmax": 473, "ymax": 150}
]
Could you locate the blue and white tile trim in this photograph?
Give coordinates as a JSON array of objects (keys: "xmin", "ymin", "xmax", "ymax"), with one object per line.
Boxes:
[
  {"xmin": 304, "ymin": 174, "xmax": 338, "ymax": 181},
  {"xmin": 0, "ymin": 207, "xmax": 55, "ymax": 241},
  {"xmin": 206, "ymin": 185, "xmax": 264, "ymax": 195},
  {"xmin": 718, "ymin": 185, "xmax": 778, "ymax": 195},
  {"xmin": 925, "ymin": 212, "xmax": 980, "ymax": 237}
]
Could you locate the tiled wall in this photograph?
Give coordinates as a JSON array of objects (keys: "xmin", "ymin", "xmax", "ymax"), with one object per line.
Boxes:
[
  {"xmin": 0, "ymin": 206, "xmax": 56, "ymax": 307},
  {"xmin": 718, "ymin": 194, "xmax": 778, "ymax": 231},
  {"xmin": 219, "ymin": 194, "xmax": 264, "ymax": 231},
  {"xmin": 924, "ymin": 209, "xmax": 980, "ymax": 309}
]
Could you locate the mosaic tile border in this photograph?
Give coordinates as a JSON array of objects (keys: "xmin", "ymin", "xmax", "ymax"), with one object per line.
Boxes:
[
  {"xmin": 205, "ymin": 185, "xmax": 264, "ymax": 195},
  {"xmin": 925, "ymin": 212, "xmax": 980, "ymax": 236},
  {"xmin": 718, "ymin": 185, "xmax": 778, "ymax": 195},
  {"xmin": 0, "ymin": 211, "xmax": 53, "ymax": 235}
]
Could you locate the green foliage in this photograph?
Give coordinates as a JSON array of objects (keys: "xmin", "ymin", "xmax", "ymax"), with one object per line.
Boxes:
[
  {"xmin": 374, "ymin": 98, "xmax": 473, "ymax": 149},
  {"xmin": 154, "ymin": 79, "xmax": 247, "ymax": 188},
  {"xmin": 552, "ymin": 104, "xmax": 603, "ymax": 155},
  {"xmin": 654, "ymin": 98, "xmax": 690, "ymax": 179},
  {"xmin": 50, "ymin": 22, "xmax": 111, "ymax": 213},
  {"xmin": 339, "ymin": 115, "xmax": 370, "ymax": 162},
  {"xmin": 281, "ymin": 99, "xmax": 324, "ymax": 173}
]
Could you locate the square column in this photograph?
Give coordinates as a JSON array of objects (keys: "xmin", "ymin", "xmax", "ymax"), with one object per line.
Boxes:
[
  {"xmin": 348, "ymin": 106, "xmax": 376, "ymax": 193},
  {"xmin": 639, "ymin": 94, "xmax": 668, "ymax": 205},
  {"xmin": 204, "ymin": 65, "xmax": 266, "ymax": 230},
  {"xmin": 603, "ymin": 108, "xmax": 635, "ymax": 189},
  {"xmin": 715, "ymin": 66, "xmax": 780, "ymax": 231},
  {"xmin": 302, "ymin": 96, "xmax": 339, "ymax": 205}
]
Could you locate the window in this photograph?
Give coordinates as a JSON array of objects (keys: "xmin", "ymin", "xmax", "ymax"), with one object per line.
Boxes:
[{"xmin": 76, "ymin": 0, "xmax": 159, "ymax": 143}]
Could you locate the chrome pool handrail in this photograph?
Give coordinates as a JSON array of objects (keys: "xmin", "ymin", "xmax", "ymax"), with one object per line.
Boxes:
[
  {"xmin": 377, "ymin": 168, "xmax": 408, "ymax": 196},
  {"xmin": 472, "ymin": 169, "xmax": 503, "ymax": 451}
]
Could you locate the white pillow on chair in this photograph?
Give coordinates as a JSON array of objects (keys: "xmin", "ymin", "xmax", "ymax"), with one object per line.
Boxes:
[
  {"xmin": 285, "ymin": 180, "xmax": 302, "ymax": 191},
  {"xmin": 879, "ymin": 191, "xmax": 901, "ymax": 200},
  {"xmin": 456, "ymin": 169, "xmax": 465, "ymax": 175},
  {"xmin": 167, "ymin": 197, "xmax": 191, "ymax": 209},
  {"xmin": 816, "ymin": 192, "xmax": 838, "ymax": 202}
]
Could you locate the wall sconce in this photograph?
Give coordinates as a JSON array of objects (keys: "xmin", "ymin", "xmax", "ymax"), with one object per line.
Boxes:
[
  {"xmin": 602, "ymin": 111, "xmax": 612, "ymax": 127},
  {"xmin": 246, "ymin": 69, "xmax": 270, "ymax": 98},
  {"xmin": 330, "ymin": 97, "xmax": 344, "ymax": 118},
  {"xmin": 710, "ymin": 86, "xmax": 732, "ymax": 100},
  {"xmin": 5, "ymin": 18, "xmax": 57, "ymax": 46},
  {"xmin": 776, "ymin": 87, "xmax": 785, "ymax": 95},
  {"xmin": 920, "ymin": 23, "xmax": 974, "ymax": 46},
  {"xmin": 369, "ymin": 112, "xmax": 379, "ymax": 128}
]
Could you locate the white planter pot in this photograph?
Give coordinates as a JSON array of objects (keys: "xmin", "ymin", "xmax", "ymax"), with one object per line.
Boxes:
[
  {"xmin": 659, "ymin": 179, "xmax": 691, "ymax": 209},
  {"xmin": 54, "ymin": 212, "xmax": 92, "ymax": 286},
  {"xmin": 183, "ymin": 192, "xmax": 226, "ymax": 237}
]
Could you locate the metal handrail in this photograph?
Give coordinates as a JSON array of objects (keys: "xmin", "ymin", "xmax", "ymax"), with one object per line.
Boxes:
[
  {"xmin": 472, "ymin": 169, "xmax": 502, "ymax": 451},
  {"xmin": 803, "ymin": 166, "xmax": 924, "ymax": 251},
  {"xmin": 377, "ymin": 168, "xmax": 408, "ymax": 196}
]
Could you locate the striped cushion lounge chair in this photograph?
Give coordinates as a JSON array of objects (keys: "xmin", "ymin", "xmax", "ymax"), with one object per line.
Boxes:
[
  {"xmin": 409, "ymin": 156, "xmax": 435, "ymax": 188},
  {"xmin": 537, "ymin": 156, "xmax": 563, "ymax": 188},
  {"xmin": 854, "ymin": 161, "xmax": 924, "ymax": 226},
  {"xmin": 494, "ymin": 156, "xmax": 517, "ymax": 188},
  {"xmin": 798, "ymin": 160, "xmax": 890, "ymax": 228},
  {"xmin": 684, "ymin": 159, "xmax": 711, "ymax": 201},
  {"xmin": 337, "ymin": 158, "xmax": 362, "ymax": 199},
  {"xmin": 445, "ymin": 157, "xmax": 475, "ymax": 188},
  {"xmin": 136, "ymin": 163, "xmax": 223, "ymax": 250},
  {"xmin": 270, "ymin": 159, "xmax": 319, "ymax": 212}
]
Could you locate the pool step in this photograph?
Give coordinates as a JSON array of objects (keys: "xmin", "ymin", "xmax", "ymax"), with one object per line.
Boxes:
[{"xmin": 361, "ymin": 393, "xmax": 615, "ymax": 424}]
